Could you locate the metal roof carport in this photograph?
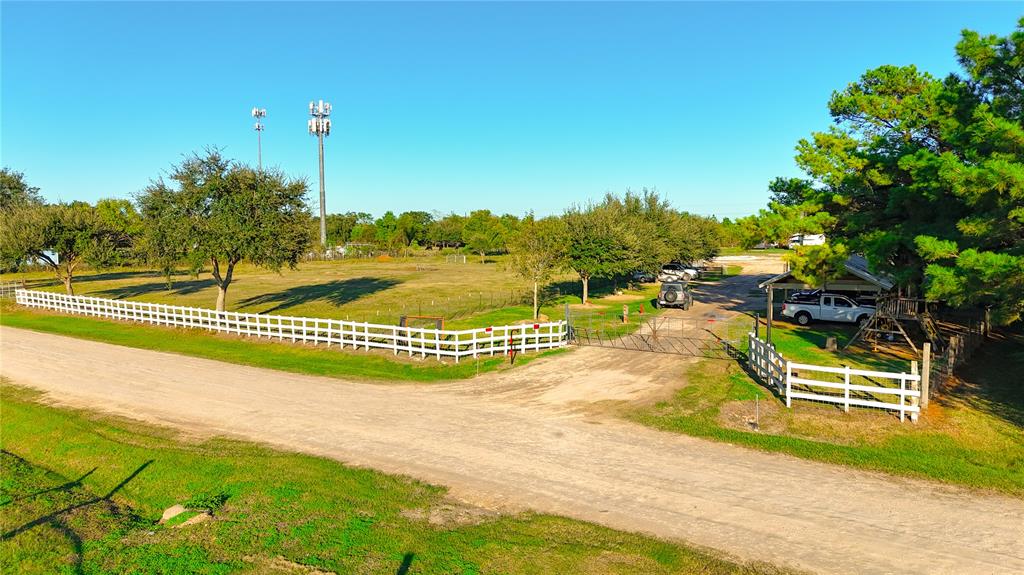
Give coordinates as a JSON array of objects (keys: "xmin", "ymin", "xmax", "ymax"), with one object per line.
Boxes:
[{"xmin": 756, "ymin": 255, "xmax": 895, "ymax": 343}]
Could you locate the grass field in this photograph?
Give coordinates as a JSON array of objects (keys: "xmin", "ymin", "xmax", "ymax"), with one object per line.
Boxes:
[
  {"xmin": 0, "ymin": 385, "xmax": 787, "ymax": 575},
  {"xmin": 632, "ymin": 318, "xmax": 1024, "ymax": 495},
  {"xmin": 1, "ymin": 255, "xmax": 622, "ymax": 328},
  {"xmin": 0, "ymin": 258, "xmax": 664, "ymax": 379}
]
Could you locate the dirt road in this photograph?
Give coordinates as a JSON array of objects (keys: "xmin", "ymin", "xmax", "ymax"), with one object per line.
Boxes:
[{"xmin": 3, "ymin": 326, "xmax": 1022, "ymax": 574}]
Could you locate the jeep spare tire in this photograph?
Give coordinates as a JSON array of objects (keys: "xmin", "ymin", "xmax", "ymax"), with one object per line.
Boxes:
[{"xmin": 664, "ymin": 290, "xmax": 678, "ymax": 303}]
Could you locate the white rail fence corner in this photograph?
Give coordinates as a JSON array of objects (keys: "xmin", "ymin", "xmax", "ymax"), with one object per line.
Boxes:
[
  {"xmin": 15, "ymin": 289, "xmax": 568, "ymax": 362},
  {"xmin": 748, "ymin": 332, "xmax": 921, "ymax": 422}
]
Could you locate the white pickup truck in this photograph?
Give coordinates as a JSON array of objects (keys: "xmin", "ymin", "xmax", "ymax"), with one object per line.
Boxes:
[{"xmin": 781, "ymin": 294, "xmax": 875, "ymax": 326}]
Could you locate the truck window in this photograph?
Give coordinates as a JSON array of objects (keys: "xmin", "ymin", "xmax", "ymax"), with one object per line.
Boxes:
[
  {"xmin": 822, "ymin": 296, "xmax": 832, "ymax": 306},
  {"xmin": 834, "ymin": 298, "xmax": 852, "ymax": 308}
]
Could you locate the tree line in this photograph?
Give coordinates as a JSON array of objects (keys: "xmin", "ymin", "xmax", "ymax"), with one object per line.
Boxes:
[
  {"xmin": 2, "ymin": 160, "xmax": 723, "ymax": 318},
  {"xmin": 726, "ymin": 17, "xmax": 1024, "ymax": 325}
]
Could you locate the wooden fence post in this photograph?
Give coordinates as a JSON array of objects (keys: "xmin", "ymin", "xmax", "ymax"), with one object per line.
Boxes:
[
  {"xmin": 921, "ymin": 342, "xmax": 931, "ymax": 409},
  {"xmin": 909, "ymin": 360, "xmax": 919, "ymax": 423},
  {"xmin": 843, "ymin": 365, "xmax": 851, "ymax": 413},
  {"xmin": 785, "ymin": 362, "xmax": 792, "ymax": 408}
]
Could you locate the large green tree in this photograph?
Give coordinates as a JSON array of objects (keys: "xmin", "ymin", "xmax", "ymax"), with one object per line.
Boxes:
[
  {"xmin": 0, "ymin": 168, "xmax": 43, "ymax": 211},
  {"xmin": 773, "ymin": 18, "xmax": 1024, "ymax": 324},
  {"xmin": 461, "ymin": 210, "xmax": 506, "ymax": 263},
  {"xmin": 137, "ymin": 151, "xmax": 312, "ymax": 311},
  {"xmin": 0, "ymin": 169, "xmax": 45, "ymax": 271},
  {"xmin": 1, "ymin": 201, "xmax": 134, "ymax": 293},
  {"xmin": 563, "ymin": 200, "xmax": 634, "ymax": 304},
  {"xmin": 324, "ymin": 212, "xmax": 373, "ymax": 247},
  {"xmin": 427, "ymin": 213, "xmax": 465, "ymax": 248}
]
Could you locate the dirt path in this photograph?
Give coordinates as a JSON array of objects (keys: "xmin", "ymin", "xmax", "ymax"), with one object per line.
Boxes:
[{"xmin": 3, "ymin": 326, "xmax": 1022, "ymax": 575}]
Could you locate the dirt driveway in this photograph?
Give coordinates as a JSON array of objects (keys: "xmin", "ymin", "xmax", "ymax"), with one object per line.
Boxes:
[{"xmin": 3, "ymin": 325, "xmax": 1022, "ymax": 575}]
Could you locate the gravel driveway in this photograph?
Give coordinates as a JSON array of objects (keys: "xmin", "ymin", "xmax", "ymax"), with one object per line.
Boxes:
[{"xmin": 3, "ymin": 326, "xmax": 1022, "ymax": 575}]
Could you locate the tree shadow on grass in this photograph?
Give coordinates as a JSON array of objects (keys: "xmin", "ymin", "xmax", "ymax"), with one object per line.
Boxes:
[
  {"xmin": 938, "ymin": 329, "xmax": 1024, "ymax": 428},
  {"xmin": 236, "ymin": 277, "xmax": 402, "ymax": 314},
  {"xmin": 1, "ymin": 459, "xmax": 153, "ymax": 541},
  {"xmin": 95, "ymin": 278, "xmax": 216, "ymax": 299},
  {"xmin": 547, "ymin": 277, "xmax": 621, "ymax": 301},
  {"xmin": 2, "ymin": 458, "xmax": 152, "ymax": 574},
  {"xmin": 72, "ymin": 270, "xmax": 168, "ymax": 285},
  {"xmin": 0, "ymin": 466, "xmax": 97, "ymax": 507},
  {"xmin": 396, "ymin": 552, "xmax": 415, "ymax": 575}
]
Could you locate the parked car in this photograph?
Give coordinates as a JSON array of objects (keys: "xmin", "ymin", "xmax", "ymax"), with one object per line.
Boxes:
[
  {"xmin": 782, "ymin": 293, "xmax": 875, "ymax": 326},
  {"xmin": 789, "ymin": 289, "xmax": 823, "ymax": 303},
  {"xmin": 790, "ymin": 289, "xmax": 876, "ymax": 307},
  {"xmin": 655, "ymin": 282, "xmax": 692, "ymax": 309},
  {"xmin": 658, "ymin": 263, "xmax": 699, "ymax": 282},
  {"xmin": 631, "ymin": 270, "xmax": 657, "ymax": 283}
]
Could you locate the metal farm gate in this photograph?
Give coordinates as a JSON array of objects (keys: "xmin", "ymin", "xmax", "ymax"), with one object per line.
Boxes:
[{"xmin": 569, "ymin": 313, "xmax": 743, "ymax": 359}]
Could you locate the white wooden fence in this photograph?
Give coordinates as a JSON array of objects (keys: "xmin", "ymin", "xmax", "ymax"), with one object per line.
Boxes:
[
  {"xmin": 15, "ymin": 289, "xmax": 567, "ymax": 362},
  {"xmin": 748, "ymin": 332, "xmax": 921, "ymax": 421},
  {"xmin": 748, "ymin": 333, "xmax": 786, "ymax": 394}
]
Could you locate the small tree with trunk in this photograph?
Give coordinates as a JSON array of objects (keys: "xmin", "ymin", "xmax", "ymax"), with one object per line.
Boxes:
[
  {"xmin": 462, "ymin": 209, "xmax": 504, "ymax": 263},
  {"xmin": 508, "ymin": 215, "xmax": 566, "ymax": 320},
  {"xmin": 137, "ymin": 151, "xmax": 312, "ymax": 311}
]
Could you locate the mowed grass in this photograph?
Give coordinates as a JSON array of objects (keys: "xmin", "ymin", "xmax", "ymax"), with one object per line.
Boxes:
[
  {"xmin": 0, "ymin": 301, "xmax": 570, "ymax": 383},
  {"xmin": 1, "ymin": 255, "xmax": 578, "ymax": 327},
  {"xmin": 0, "ymin": 266, "xmax": 660, "ymax": 382},
  {"xmin": 632, "ymin": 318, "xmax": 1024, "ymax": 495},
  {"xmin": 0, "ymin": 386, "xmax": 788, "ymax": 575}
]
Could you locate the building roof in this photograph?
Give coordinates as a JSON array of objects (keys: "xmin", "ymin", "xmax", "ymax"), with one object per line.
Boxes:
[{"xmin": 758, "ymin": 255, "xmax": 895, "ymax": 292}]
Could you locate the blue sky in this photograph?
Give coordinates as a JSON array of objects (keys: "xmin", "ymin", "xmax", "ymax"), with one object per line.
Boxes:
[{"xmin": 1, "ymin": 2, "xmax": 1019, "ymax": 219}]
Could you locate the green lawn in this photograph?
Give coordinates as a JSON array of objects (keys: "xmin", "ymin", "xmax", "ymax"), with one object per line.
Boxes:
[
  {"xmin": 632, "ymin": 319, "xmax": 1024, "ymax": 495},
  {"xmin": 1, "ymin": 255, "xmax": 594, "ymax": 328},
  {"xmin": 0, "ymin": 386, "xmax": 786, "ymax": 575},
  {"xmin": 0, "ymin": 278, "xmax": 660, "ymax": 383}
]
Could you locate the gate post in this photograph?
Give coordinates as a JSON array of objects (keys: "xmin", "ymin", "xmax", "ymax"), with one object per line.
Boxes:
[
  {"xmin": 564, "ymin": 302, "xmax": 572, "ymax": 342},
  {"xmin": 909, "ymin": 360, "xmax": 919, "ymax": 423},
  {"xmin": 785, "ymin": 362, "xmax": 792, "ymax": 408},
  {"xmin": 921, "ymin": 342, "xmax": 931, "ymax": 408}
]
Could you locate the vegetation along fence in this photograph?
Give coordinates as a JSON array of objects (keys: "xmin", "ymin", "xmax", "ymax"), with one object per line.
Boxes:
[
  {"xmin": 15, "ymin": 289, "xmax": 568, "ymax": 362},
  {"xmin": 748, "ymin": 333, "xmax": 922, "ymax": 422}
]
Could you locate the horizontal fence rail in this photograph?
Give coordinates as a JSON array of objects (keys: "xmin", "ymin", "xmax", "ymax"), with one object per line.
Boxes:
[
  {"xmin": 786, "ymin": 362, "xmax": 921, "ymax": 422},
  {"xmin": 15, "ymin": 289, "xmax": 567, "ymax": 362},
  {"xmin": 747, "ymin": 332, "xmax": 921, "ymax": 422}
]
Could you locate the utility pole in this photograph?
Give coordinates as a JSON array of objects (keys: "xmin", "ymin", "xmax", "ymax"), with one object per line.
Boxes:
[
  {"xmin": 308, "ymin": 99, "xmax": 332, "ymax": 247},
  {"xmin": 251, "ymin": 107, "xmax": 266, "ymax": 171}
]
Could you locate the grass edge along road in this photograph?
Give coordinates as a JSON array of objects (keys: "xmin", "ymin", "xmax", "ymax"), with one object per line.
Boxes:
[
  {"xmin": 0, "ymin": 279, "xmax": 663, "ymax": 383},
  {"xmin": 0, "ymin": 301, "xmax": 568, "ymax": 383},
  {"xmin": 631, "ymin": 318, "xmax": 1024, "ymax": 496},
  {"xmin": 0, "ymin": 385, "xmax": 791, "ymax": 575}
]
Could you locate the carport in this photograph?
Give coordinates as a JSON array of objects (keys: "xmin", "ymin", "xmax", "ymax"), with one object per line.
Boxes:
[{"xmin": 757, "ymin": 255, "xmax": 894, "ymax": 343}]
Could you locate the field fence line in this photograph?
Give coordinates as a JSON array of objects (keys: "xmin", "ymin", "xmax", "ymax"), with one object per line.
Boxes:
[{"xmin": 14, "ymin": 289, "xmax": 567, "ymax": 362}]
